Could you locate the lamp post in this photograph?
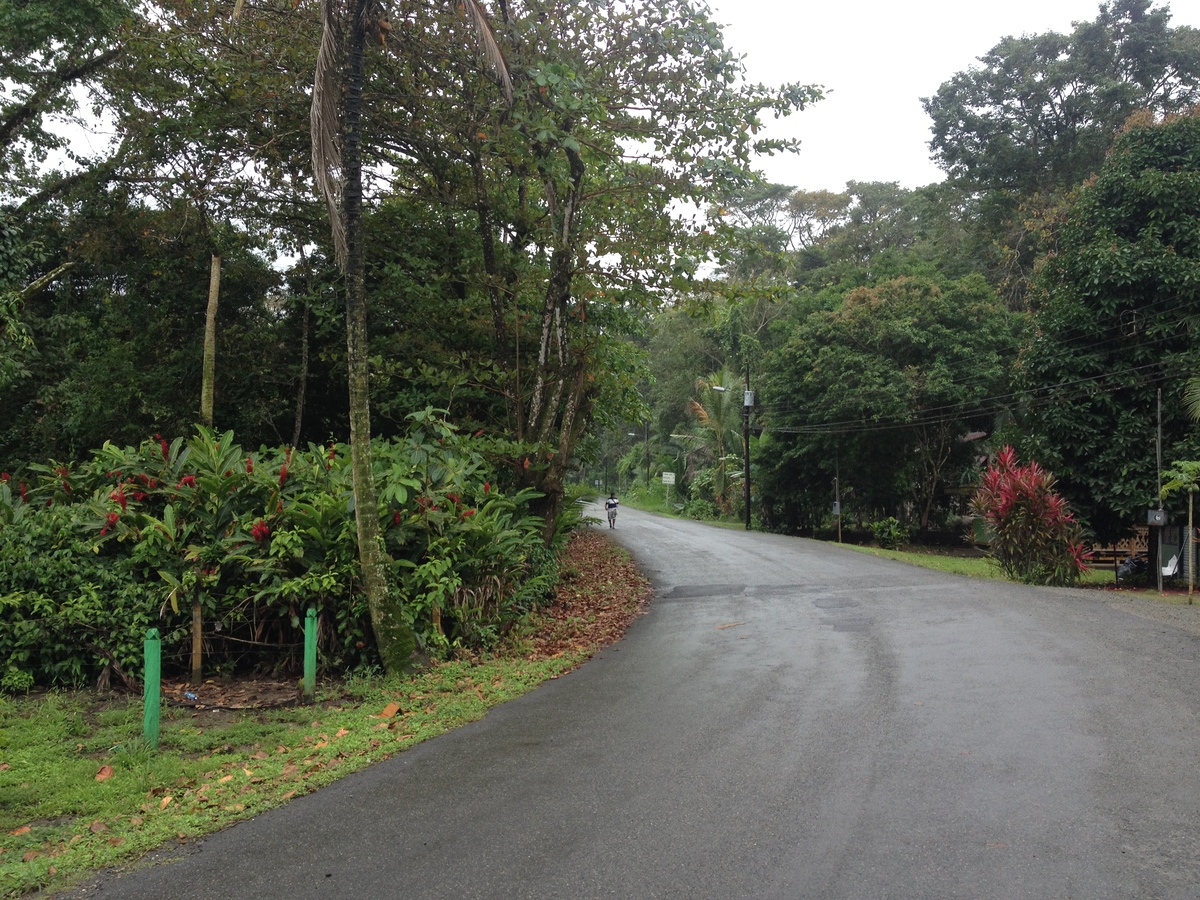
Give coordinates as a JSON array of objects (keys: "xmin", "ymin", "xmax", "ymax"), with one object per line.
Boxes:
[{"xmin": 742, "ymin": 384, "xmax": 753, "ymax": 531}]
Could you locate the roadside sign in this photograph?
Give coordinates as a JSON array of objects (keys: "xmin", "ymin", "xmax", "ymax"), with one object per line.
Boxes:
[{"xmin": 662, "ymin": 472, "xmax": 676, "ymax": 485}]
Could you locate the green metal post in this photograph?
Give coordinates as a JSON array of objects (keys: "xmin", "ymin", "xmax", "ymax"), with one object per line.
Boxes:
[
  {"xmin": 304, "ymin": 608, "xmax": 317, "ymax": 701},
  {"xmin": 143, "ymin": 628, "xmax": 161, "ymax": 749}
]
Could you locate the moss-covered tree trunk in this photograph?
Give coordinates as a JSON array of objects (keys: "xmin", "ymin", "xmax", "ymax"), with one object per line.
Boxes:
[{"xmin": 339, "ymin": 1, "xmax": 415, "ymax": 672}]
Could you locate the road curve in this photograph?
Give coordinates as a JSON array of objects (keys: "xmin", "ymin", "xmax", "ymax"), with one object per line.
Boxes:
[{"xmin": 74, "ymin": 506, "xmax": 1200, "ymax": 898}]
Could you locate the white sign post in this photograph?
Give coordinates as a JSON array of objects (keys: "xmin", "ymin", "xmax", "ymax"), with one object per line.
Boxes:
[{"xmin": 662, "ymin": 471, "xmax": 675, "ymax": 506}]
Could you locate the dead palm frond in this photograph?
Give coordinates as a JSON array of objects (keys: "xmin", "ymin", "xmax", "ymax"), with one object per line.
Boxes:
[
  {"xmin": 458, "ymin": 0, "xmax": 514, "ymax": 104},
  {"xmin": 311, "ymin": 0, "xmax": 347, "ymax": 269}
]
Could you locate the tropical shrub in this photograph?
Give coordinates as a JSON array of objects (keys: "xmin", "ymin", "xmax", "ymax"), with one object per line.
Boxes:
[
  {"xmin": 869, "ymin": 517, "xmax": 910, "ymax": 550},
  {"xmin": 0, "ymin": 413, "xmax": 562, "ymax": 685},
  {"xmin": 971, "ymin": 446, "xmax": 1089, "ymax": 586}
]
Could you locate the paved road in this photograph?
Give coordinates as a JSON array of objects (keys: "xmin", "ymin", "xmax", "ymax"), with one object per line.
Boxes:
[{"xmin": 77, "ymin": 506, "xmax": 1200, "ymax": 898}]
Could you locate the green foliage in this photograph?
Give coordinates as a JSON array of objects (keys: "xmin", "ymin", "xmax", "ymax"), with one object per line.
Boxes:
[
  {"xmin": 1015, "ymin": 109, "xmax": 1200, "ymax": 541},
  {"xmin": 0, "ymin": 414, "xmax": 562, "ymax": 686},
  {"xmin": 1161, "ymin": 460, "xmax": 1200, "ymax": 501},
  {"xmin": 759, "ymin": 272, "xmax": 1019, "ymax": 533},
  {"xmin": 971, "ymin": 446, "xmax": 1088, "ymax": 586},
  {"xmin": 0, "ymin": 500, "xmax": 157, "ymax": 688},
  {"xmin": 1, "ymin": 665, "xmax": 34, "ymax": 694},
  {"xmin": 869, "ymin": 517, "xmax": 911, "ymax": 551},
  {"xmin": 923, "ymin": 0, "xmax": 1200, "ymax": 305},
  {"xmin": 924, "ymin": 0, "xmax": 1200, "ymax": 197},
  {"xmin": 684, "ymin": 499, "xmax": 719, "ymax": 521}
]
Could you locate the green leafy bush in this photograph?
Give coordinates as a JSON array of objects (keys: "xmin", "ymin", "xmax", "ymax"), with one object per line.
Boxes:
[
  {"xmin": 870, "ymin": 517, "xmax": 911, "ymax": 550},
  {"xmin": 0, "ymin": 413, "xmax": 562, "ymax": 684}
]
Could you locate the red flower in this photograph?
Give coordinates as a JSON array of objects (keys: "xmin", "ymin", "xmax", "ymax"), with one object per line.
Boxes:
[
  {"xmin": 177, "ymin": 475, "xmax": 196, "ymax": 488},
  {"xmin": 132, "ymin": 491, "xmax": 148, "ymax": 502},
  {"xmin": 154, "ymin": 434, "xmax": 168, "ymax": 460},
  {"xmin": 251, "ymin": 518, "xmax": 270, "ymax": 542},
  {"xmin": 1, "ymin": 473, "xmax": 8, "ymax": 483},
  {"xmin": 19, "ymin": 481, "xmax": 27, "ymax": 502},
  {"xmin": 393, "ymin": 511, "xmax": 401, "ymax": 525},
  {"xmin": 278, "ymin": 464, "xmax": 288, "ymax": 486},
  {"xmin": 463, "ymin": 509, "xmax": 476, "ymax": 518},
  {"xmin": 100, "ymin": 511, "xmax": 119, "ymax": 536},
  {"xmin": 109, "ymin": 487, "xmax": 127, "ymax": 510},
  {"xmin": 245, "ymin": 456, "xmax": 254, "ymax": 474},
  {"xmin": 483, "ymin": 482, "xmax": 490, "ymax": 494}
]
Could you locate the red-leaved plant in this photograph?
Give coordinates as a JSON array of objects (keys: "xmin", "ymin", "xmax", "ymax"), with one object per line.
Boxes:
[{"xmin": 971, "ymin": 446, "xmax": 1090, "ymax": 586}]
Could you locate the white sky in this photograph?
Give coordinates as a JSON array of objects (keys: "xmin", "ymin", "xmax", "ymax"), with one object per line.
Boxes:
[{"xmin": 711, "ymin": 0, "xmax": 1200, "ymax": 192}]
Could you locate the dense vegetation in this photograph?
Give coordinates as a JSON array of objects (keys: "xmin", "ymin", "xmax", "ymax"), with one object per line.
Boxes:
[
  {"xmin": 589, "ymin": 0, "xmax": 1200, "ymax": 564},
  {"xmin": 4, "ymin": 0, "xmax": 1200, "ymax": 687}
]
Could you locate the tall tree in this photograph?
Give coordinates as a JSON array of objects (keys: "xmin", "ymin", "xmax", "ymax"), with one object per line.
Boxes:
[
  {"xmin": 924, "ymin": 0, "xmax": 1200, "ymax": 197},
  {"xmin": 308, "ymin": 0, "xmax": 512, "ymax": 671},
  {"xmin": 1014, "ymin": 108, "xmax": 1200, "ymax": 542},
  {"xmin": 923, "ymin": 0, "xmax": 1200, "ymax": 305},
  {"xmin": 760, "ymin": 273, "xmax": 1018, "ymax": 532},
  {"xmin": 0, "ymin": 0, "xmax": 131, "ymax": 214},
  {"xmin": 364, "ymin": 0, "xmax": 820, "ymax": 538}
]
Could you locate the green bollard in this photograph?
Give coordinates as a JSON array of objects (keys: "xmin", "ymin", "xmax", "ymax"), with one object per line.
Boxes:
[
  {"xmin": 303, "ymin": 608, "xmax": 317, "ymax": 702},
  {"xmin": 143, "ymin": 628, "xmax": 161, "ymax": 749}
]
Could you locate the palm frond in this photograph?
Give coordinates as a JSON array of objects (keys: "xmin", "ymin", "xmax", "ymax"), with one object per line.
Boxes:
[
  {"xmin": 1186, "ymin": 375, "xmax": 1200, "ymax": 423},
  {"xmin": 311, "ymin": 0, "xmax": 347, "ymax": 270},
  {"xmin": 457, "ymin": 0, "xmax": 513, "ymax": 104}
]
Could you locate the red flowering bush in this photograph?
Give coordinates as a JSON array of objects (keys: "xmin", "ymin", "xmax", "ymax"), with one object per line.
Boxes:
[{"xmin": 971, "ymin": 446, "xmax": 1089, "ymax": 586}]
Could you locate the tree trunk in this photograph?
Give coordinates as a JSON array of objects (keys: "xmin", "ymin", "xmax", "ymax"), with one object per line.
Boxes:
[
  {"xmin": 291, "ymin": 298, "xmax": 309, "ymax": 448},
  {"xmin": 191, "ymin": 592, "xmax": 203, "ymax": 686},
  {"xmin": 200, "ymin": 254, "xmax": 220, "ymax": 428},
  {"xmin": 342, "ymin": 1, "xmax": 415, "ymax": 671}
]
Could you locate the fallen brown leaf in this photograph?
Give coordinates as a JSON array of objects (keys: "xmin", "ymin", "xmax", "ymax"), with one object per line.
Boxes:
[{"xmin": 95, "ymin": 765, "xmax": 115, "ymax": 782}]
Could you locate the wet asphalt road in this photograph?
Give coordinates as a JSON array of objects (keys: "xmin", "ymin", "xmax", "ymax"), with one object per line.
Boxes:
[{"xmin": 75, "ymin": 506, "xmax": 1200, "ymax": 898}]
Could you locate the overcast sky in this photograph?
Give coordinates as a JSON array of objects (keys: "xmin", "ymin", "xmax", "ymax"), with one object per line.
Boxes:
[{"xmin": 710, "ymin": 0, "xmax": 1200, "ymax": 193}]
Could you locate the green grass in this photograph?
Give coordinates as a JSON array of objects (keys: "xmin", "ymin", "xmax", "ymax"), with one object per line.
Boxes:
[
  {"xmin": 837, "ymin": 543, "xmax": 1008, "ymax": 579},
  {"xmin": 839, "ymin": 542, "xmax": 1174, "ymax": 592},
  {"xmin": 0, "ymin": 654, "xmax": 585, "ymax": 898}
]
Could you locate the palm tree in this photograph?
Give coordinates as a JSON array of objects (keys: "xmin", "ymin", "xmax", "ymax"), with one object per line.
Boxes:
[
  {"xmin": 1162, "ymin": 460, "xmax": 1200, "ymax": 603},
  {"xmin": 307, "ymin": 0, "xmax": 512, "ymax": 671},
  {"xmin": 685, "ymin": 371, "xmax": 744, "ymax": 514}
]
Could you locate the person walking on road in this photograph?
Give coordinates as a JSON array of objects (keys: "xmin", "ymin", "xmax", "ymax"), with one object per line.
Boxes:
[{"xmin": 605, "ymin": 493, "xmax": 619, "ymax": 528}]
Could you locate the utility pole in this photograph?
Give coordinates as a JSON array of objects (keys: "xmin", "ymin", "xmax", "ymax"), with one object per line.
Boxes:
[
  {"xmin": 1157, "ymin": 388, "xmax": 1164, "ymax": 593},
  {"xmin": 645, "ymin": 420, "xmax": 651, "ymax": 491},
  {"xmin": 743, "ymin": 359, "xmax": 753, "ymax": 531}
]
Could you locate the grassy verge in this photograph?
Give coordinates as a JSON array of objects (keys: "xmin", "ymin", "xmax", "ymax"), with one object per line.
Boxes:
[
  {"xmin": 836, "ymin": 543, "xmax": 1007, "ymax": 579},
  {"xmin": 0, "ymin": 530, "xmax": 649, "ymax": 899},
  {"xmin": 839, "ymin": 542, "xmax": 1173, "ymax": 591}
]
